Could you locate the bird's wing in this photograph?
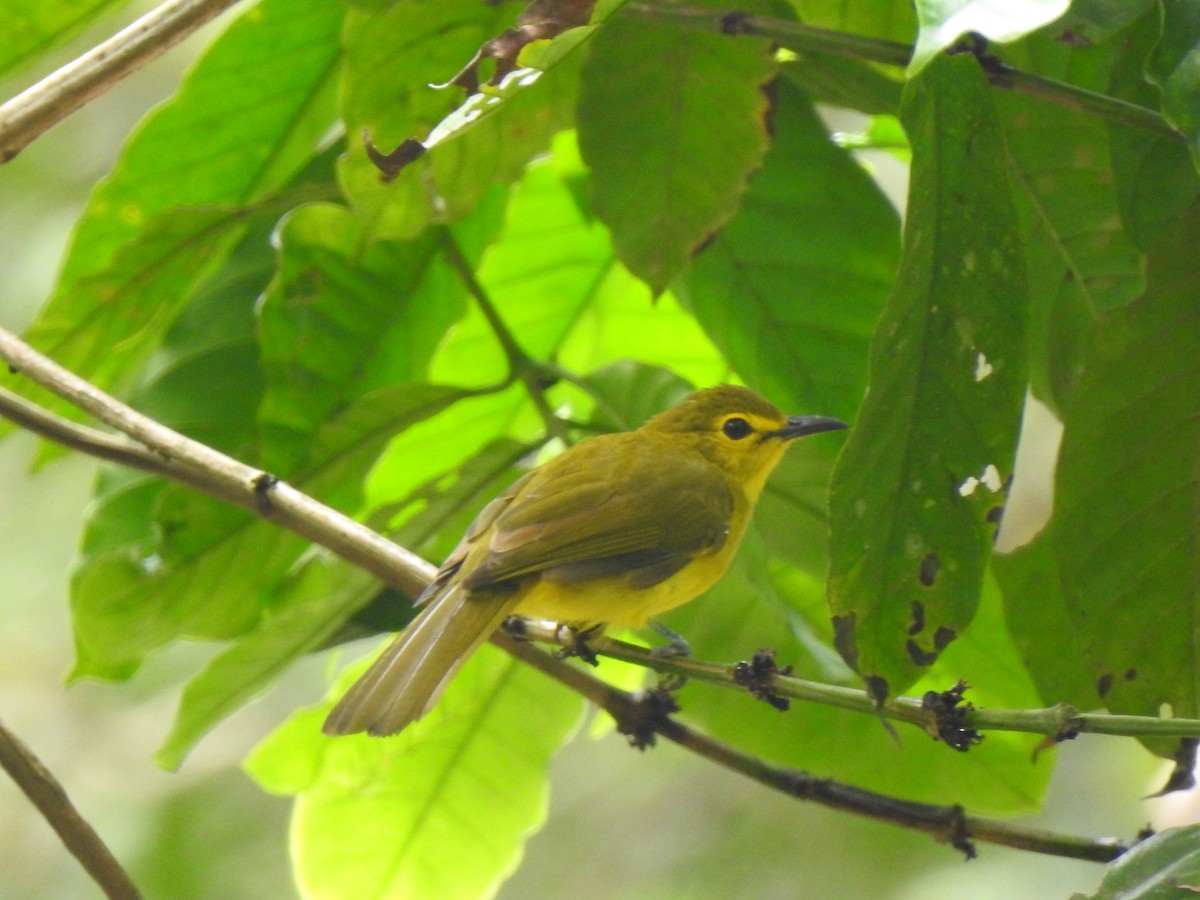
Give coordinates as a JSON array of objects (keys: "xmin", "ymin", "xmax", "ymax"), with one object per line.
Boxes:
[
  {"xmin": 462, "ymin": 434, "xmax": 734, "ymax": 591},
  {"xmin": 414, "ymin": 469, "xmax": 537, "ymax": 605}
]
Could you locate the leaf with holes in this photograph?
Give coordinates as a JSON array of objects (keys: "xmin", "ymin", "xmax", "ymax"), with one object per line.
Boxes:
[{"xmin": 827, "ymin": 55, "xmax": 1028, "ymax": 704}]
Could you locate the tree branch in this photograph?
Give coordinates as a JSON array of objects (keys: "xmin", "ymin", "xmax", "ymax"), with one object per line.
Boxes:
[
  {"xmin": 515, "ymin": 621, "xmax": 1200, "ymax": 743},
  {"xmin": 0, "ymin": 0, "xmax": 245, "ymax": 163},
  {"xmin": 0, "ymin": 324, "xmax": 1145, "ymax": 865},
  {"xmin": 0, "ymin": 327, "xmax": 433, "ymax": 598},
  {"xmin": 622, "ymin": 2, "xmax": 1179, "ymax": 140},
  {"xmin": 497, "ymin": 634, "xmax": 1131, "ymax": 863},
  {"xmin": 0, "ymin": 717, "xmax": 143, "ymax": 899}
]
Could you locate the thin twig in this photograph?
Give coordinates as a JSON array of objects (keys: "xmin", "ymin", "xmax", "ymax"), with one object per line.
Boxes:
[
  {"xmin": 0, "ymin": 717, "xmax": 144, "ymax": 899},
  {"xmin": 0, "ymin": 327, "xmax": 434, "ymax": 598},
  {"xmin": 438, "ymin": 231, "xmax": 571, "ymax": 444},
  {"xmin": 516, "ymin": 621, "xmax": 1200, "ymax": 743},
  {"xmin": 622, "ymin": 2, "xmax": 1179, "ymax": 140},
  {"xmin": 0, "ymin": 0, "xmax": 245, "ymax": 163},
  {"xmin": 496, "ymin": 634, "xmax": 1131, "ymax": 863}
]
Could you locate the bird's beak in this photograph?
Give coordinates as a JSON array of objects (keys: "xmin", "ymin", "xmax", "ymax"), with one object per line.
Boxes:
[{"xmin": 774, "ymin": 415, "xmax": 847, "ymax": 441}]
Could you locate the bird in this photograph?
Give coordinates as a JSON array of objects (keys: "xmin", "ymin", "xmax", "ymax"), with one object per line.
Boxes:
[{"xmin": 322, "ymin": 384, "xmax": 846, "ymax": 737}]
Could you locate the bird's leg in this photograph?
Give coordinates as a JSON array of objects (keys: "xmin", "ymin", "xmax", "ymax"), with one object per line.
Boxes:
[
  {"xmin": 645, "ymin": 620, "xmax": 690, "ymax": 692},
  {"xmin": 648, "ymin": 619, "xmax": 691, "ymax": 659}
]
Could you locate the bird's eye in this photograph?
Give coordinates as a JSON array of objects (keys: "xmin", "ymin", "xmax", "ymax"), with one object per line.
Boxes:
[{"xmin": 721, "ymin": 417, "xmax": 753, "ymax": 440}]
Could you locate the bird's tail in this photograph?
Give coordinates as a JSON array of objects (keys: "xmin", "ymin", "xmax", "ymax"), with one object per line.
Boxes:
[{"xmin": 322, "ymin": 587, "xmax": 520, "ymax": 737}]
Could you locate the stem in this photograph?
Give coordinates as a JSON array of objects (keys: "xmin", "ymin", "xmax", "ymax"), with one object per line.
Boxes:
[
  {"xmin": 0, "ymin": 327, "xmax": 435, "ymax": 599},
  {"xmin": 439, "ymin": 231, "xmax": 571, "ymax": 443},
  {"xmin": 0, "ymin": 0, "xmax": 245, "ymax": 163},
  {"xmin": 515, "ymin": 622, "xmax": 1200, "ymax": 743},
  {"xmin": 0, "ymin": 717, "xmax": 144, "ymax": 899},
  {"xmin": 496, "ymin": 634, "xmax": 1130, "ymax": 863},
  {"xmin": 622, "ymin": 2, "xmax": 1178, "ymax": 140}
]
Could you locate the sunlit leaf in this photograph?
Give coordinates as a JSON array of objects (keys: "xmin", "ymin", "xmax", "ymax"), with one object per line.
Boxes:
[
  {"xmin": 247, "ymin": 645, "xmax": 585, "ymax": 900},
  {"xmin": 6, "ymin": 0, "xmax": 342, "ymax": 439}
]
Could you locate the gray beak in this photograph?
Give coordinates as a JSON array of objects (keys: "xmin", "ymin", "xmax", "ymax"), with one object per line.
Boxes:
[{"xmin": 775, "ymin": 415, "xmax": 848, "ymax": 441}]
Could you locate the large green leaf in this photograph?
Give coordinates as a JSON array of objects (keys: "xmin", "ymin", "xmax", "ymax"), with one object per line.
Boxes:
[
  {"xmin": 1084, "ymin": 826, "xmax": 1200, "ymax": 899},
  {"xmin": 1109, "ymin": 10, "xmax": 1200, "ymax": 249},
  {"xmin": 1148, "ymin": 0, "xmax": 1200, "ymax": 169},
  {"xmin": 428, "ymin": 148, "xmax": 616, "ymax": 387},
  {"xmin": 784, "ymin": 0, "xmax": 916, "ymax": 43},
  {"xmin": 71, "ymin": 383, "xmax": 471, "ymax": 679},
  {"xmin": 9, "ymin": 0, "xmax": 342, "ymax": 434},
  {"xmin": 994, "ymin": 527, "xmax": 1103, "ymax": 713},
  {"xmin": 576, "ymin": 6, "xmax": 776, "ymax": 293},
  {"xmin": 247, "ymin": 645, "xmax": 585, "ymax": 900},
  {"xmin": 158, "ymin": 554, "xmax": 383, "ymax": 770},
  {"xmin": 683, "ymin": 78, "xmax": 900, "ymax": 425},
  {"xmin": 257, "ymin": 203, "xmax": 475, "ymax": 473},
  {"xmin": 339, "ymin": 0, "xmax": 576, "ymax": 240},
  {"xmin": 997, "ymin": 36, "xmax": 1145, "ymax": 410},
  {"xmin": 1052, "ymin": 203, "xmax": 1200, "ymax": 730},
  {"xmin": 0, "ymin": 0, "xmax": 125, "ymax": 80},
  {"xmin": 827, "ymin": 55, "xmax": 1029, "ymax": 704}
]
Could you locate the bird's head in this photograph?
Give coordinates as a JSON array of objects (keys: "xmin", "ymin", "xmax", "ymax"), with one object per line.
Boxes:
[{"xmin": 641, "ymin": 385, "xmax": 847, "ymax": 500}]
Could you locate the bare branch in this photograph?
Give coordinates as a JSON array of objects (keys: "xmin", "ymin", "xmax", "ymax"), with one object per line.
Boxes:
[
  {"xmin": 497, "ymin": 634, "xmax": 1132, "ymax": 863},
  {"xmin": 0, "ymin": 717, "xmax": 143, "ymax": 899},
  {"xmin": 0, "ymin": 0, "xmax": 245, "ymax": 163},
  {"xmin": 0, "ymin": 326, "xmax": 433, "ymax": 598}
]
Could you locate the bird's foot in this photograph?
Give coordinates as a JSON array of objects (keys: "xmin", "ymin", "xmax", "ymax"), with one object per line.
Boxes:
[{"xmin": 648, "ymin": 619, "xmax": 690, "ymax": 659}]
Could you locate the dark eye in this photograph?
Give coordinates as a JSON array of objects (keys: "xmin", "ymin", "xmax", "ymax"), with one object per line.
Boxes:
[{"xmin": 722, "ymin": 417, "xmax": 753, "ymax": 440}]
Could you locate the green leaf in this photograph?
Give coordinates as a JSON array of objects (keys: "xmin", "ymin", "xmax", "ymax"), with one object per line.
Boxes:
[
  {"xmin": 1052, "ymin": 203, "xmax": 1200, "ymax": 730},
  {"xmin": 428, "ymin": 149, "xmax": 614, "ymax": 387},
  {"xmin": 997, "ymin": 37, "xmax": 1145, "ymax": 410},
  {"xmin": 158, "ymin": 555, "xmax": 382, "ymax": 770},
  {"xmin": 827, "ymin": 55, "xmax": 1029, "ymax": 703},
  {"xmin": 246, "ymin": 645, "xmax": 585, "ymax": 899},
  {"xmin": 257, "ymin": 203, "xmax": 479, "ymax": 473},
  {"xmin": 581, "ymin": 361, "xmax": 694, "ymax": 433},
  {"xmin": 1049, "ymin": 0, "xmax": 1156, "ymax": 44},
  {"xmin": 909, "ymin": 0, "xmax": 1071, "ymax": 75},
  {"xmin": 8, "ymin": 0, "xmax": 342, "ymax": 435},
  {"xmin": 340, "ymin": 0, "xmax": 575, "ymax": 240},
  {"xmin": 784, "ymin": 0, "xmax": 916, "ymax": 44},
  {"xmin": 994, "ymin": 528, "xmax": 1103, "ymax": 712},
  {"xmin": 577, "ymin": 9, "xmax": 776, "ymax": 292},
  {"xmin": 365, "ymin": 386, "xmax": 533, "ymax": 515},
  {"xmin": 1084, "ymin": 826, "xmax": 1200, "ymax": 899},
  {"xmin": 682, "ymin": 78, "xmax": 900, "ymax": 424},
  {"xmin": 779, "ymin": 54, "xmax": 903, "ymax": 116},
  {"xmin": 1148, "ymin": 0, "xmax": 1200, "ymax": 168},
  {"xmin": 71, "ymin": 384, "xmax": 471, "ymax": 679},
  {"xmin": 0, "ymin": 0, "xmax": 124, "ymax": 80},
  {"xmin": 1109, "ymin": 10, "xmax": 1200, "ymax": 249}
]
